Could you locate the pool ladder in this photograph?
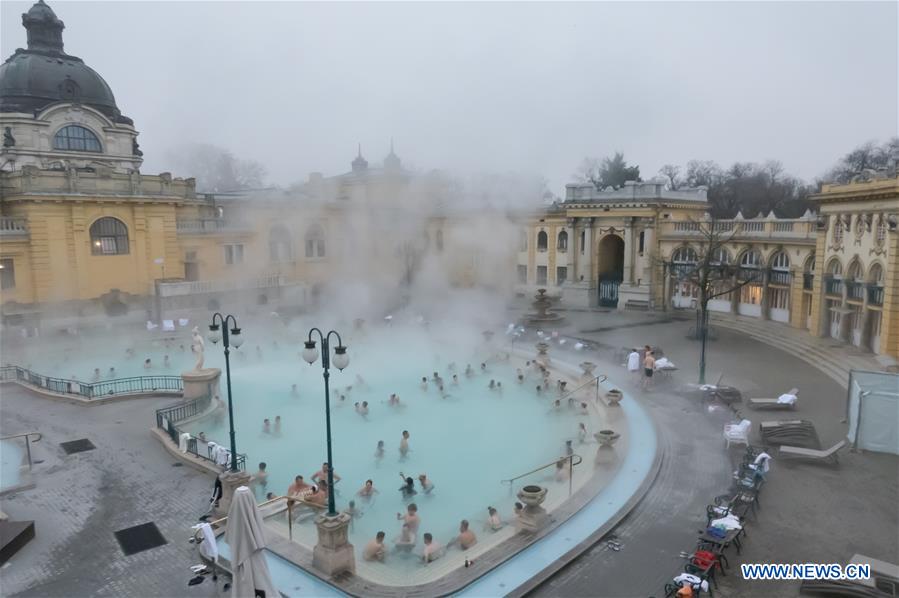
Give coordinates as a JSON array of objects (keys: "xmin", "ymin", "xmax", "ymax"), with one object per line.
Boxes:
[
  {"xmin": 501, "ymin": 453, "xmax": 584, "ymax": 498},
  {"xmin": 0, "ymin": 431, "xmax": 42, "ymax": 472}
]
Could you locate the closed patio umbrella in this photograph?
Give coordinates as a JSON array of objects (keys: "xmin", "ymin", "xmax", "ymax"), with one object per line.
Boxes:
[{"xmin": 225, "ymin": 486, "xmax": 279, "ymax": 598}]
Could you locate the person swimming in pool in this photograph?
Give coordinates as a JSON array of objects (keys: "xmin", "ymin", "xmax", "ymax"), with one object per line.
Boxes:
[
  {"xmin": 163, "ymin": 354, "xmax": 171, "ymax": 368},
  {"xmin": 578, "ymin": 422, "xmax": 588, "ymax": 443},
  {"xmin": 358, "ymin": 479, "xmax": 379, "ymax": 498},
  {"xmin": 375, "ymin": 440, "xmax": 385, "ymax": 461},
  {"xmin": 452, "ymin": 374, "xmax": 459, "ymax": 386},
  {"xmin": 359, "ymin": 401, "xmax": 369, "ymax": 416},
  {"xmin": 399, "ymin": 430, "xmax": 410, "ymax": 458},
  {"xmin": 420, "ymin": 377, "xmax": 428, "ymax": 391},
  {"xmin": 398, "ymin": 475, "xmax": 417, "ymax": 499}
]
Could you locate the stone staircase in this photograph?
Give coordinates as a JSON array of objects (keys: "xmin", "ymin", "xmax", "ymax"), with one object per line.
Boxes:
[{"xmin": 709, "ymin": 314, "xmax": 888, "ymax": 389}]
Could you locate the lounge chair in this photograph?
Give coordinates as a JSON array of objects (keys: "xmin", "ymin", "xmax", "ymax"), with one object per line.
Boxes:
[
  {"xmin": 724, "ymin": 419, "xmax": 752, "ymax": 448},
  {"xmin": 749, "ymin": 387, "xmax": 798, "ymax": 410},
  {"xmin": 759, "ymin": 419, "xmax": 821, "ymax": 449},
  {"xmin": 779, "ymin": 440, "xmax": 846, "ymax": 464}
]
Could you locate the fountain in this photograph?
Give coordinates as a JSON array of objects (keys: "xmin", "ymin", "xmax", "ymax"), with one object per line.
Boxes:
[{"xmin": 523, "ymin": 289, "xmax": 565, "ymax": 327}]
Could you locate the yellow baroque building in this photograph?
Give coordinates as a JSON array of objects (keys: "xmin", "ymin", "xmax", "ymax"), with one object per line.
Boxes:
[{"xmin": 1, "ymin": 1, "xmax": 897, "ymax": 364}]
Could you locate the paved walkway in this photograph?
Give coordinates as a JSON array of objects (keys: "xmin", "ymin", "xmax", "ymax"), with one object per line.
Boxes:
[
  {"xmin": 526, "ymin": 308, "xmax": 899, "ymax": 597},
  {"xmin": 0, "ymin": 387, "xmax": 222, "ymax": 598}
]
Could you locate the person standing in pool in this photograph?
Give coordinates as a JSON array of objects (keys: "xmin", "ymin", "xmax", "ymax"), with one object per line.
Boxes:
[
  {"xmin": 465, "ymin": 364, "xmax": 474, "ymax": 377},
  {"xmin": 375, "ymin": 440, "xmax": 385, "ymax": 461},
  {"xmin": 358, "ymin": 479, "xmax": 379, "ymax": 498},
  {"xmin": 274, "ymin": 416, "xmax": 281, "ymax": 435},
  {"xmin": 399, "ymin": 430, "xmax": 410, "ymax": 458},
  {"xmin": 252, "ymin": 462, "xmax": 268, "ymax": 499},
  {"xmin": 262, "ymin": 419, "xmax": 271, "ymax": 434},
  {"xmin": 393, "ymin": 523, "xmax": 415, "ymax": 552},
  {"xmin": 398, "ymin": 474, "xmax": 417, "ymax": 499},
  {"xmin": 364, "ymin": 531, "xmax": 387, "ymax": 562},
  {"xmin": 420, "ymin": 377, "xmax": 428, "ymax": 391},
  {"xmin": 578, "ymin": 422, "xmax": 588, "ymax": 443},
  {"xmin": 418, "ymin": 473, "xmax": 435, "ymax": 494},
  {"xmin": 396, "ymin": 503, "xmax": 420, "ymax": 537},
  {"xmin": 312, "ymin": 462, "xmax": 340, "ymax": 486}
]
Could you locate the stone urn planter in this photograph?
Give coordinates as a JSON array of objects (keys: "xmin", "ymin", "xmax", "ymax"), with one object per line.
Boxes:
[
  {"xmin": 595, "ymin": 429, "xmax": 620, "ymax": 448},
  {"xmin": 580, "ymin": 361, "xmax": 597, "ymax": 377},
  {"xmin": 535, "ymin": 342, "xmax": 550, "ymax": 357},
  {"xmin": 605, "ymin": 389, "xmax": 623, "ymax": 406},
  {"xmin": 516, "ymin": 485, "xmax": 549, "ymax": 532}
]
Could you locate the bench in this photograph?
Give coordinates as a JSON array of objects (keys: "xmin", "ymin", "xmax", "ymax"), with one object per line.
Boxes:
[{"xmin": 778, "ymin": 440, "xmax": 847, "ymax": 464}]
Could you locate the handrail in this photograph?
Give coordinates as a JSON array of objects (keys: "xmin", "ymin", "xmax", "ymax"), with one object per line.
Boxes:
[
  {"xmin": 0, "ymin": 365, "xmax": 182, "ymax": 400},
  {"xmin": 501, "ymin": 453, "xmax": 584, "ymax": 497},
  {"xmin": 0, "ymin": 431, "xmax": 41, "ymax": 472},
  {"xmin": 156, "ymin": 392, "xmax": 248, "ymax": 472},
  {"xmin": 195, "ymin": 494, "xmax": 326, "ymax": 544},
  {"xmin": 558, "ymin": 374, "xmax": 606, "ymax": 404}
]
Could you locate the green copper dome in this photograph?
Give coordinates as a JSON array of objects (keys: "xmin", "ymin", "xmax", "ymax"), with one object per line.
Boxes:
[{"xmin": 0, "ymin": 1, "xmax": 131, "ymax": 124}]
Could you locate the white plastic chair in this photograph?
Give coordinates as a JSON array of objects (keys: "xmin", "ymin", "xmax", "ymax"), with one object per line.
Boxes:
[
  {"xmin": 724, "ymin": 419, "xmax": 752, "ymax": 448},
  {"xmin": 146, "ymin": 320, "xmax": 158, "ymax": 331},
  {"xmin": 162, "ymin": 320, "xmax": 175, "ymax": 332}
]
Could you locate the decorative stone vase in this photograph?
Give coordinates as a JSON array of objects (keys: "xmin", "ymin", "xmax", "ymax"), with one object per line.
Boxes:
[
  {"xmin": 595, "ymin": 429, "xmax": 620, "ymax": 448},
  {"xmin": 535, "ymin": 342, "xmax": 550, "ymax": 356},
  {"xmin": 517, "ymin": 484, "xmax": 547, "ymax": 508},
  {"xmin": 605, "ymin": 389, "xmax": 623, "ymax": 406},
  {"xmin": 580, "ymin": 362, "xmax": 597, "ymax": 377},
  {"xmin": 516, "ymin": 485, "xmax": 549, "ymax": 532}
]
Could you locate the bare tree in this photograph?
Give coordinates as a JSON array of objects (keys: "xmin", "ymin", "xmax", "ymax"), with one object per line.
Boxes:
[
  {"xmin": 658, "ymin": 164, "xmax": 682, "ymax": 190},
  {"xmin": 660, "ymin": 217, "xmax": 759, "ymax": 384},
  {"xmin": 165, "ymin": 143, "xmax": 267, "ymax": 192}
]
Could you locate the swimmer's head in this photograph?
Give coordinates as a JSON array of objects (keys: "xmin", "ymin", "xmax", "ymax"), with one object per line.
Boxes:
[
  {"xmin": 376, "ymin": 531, "xmax": 385, "ymax": 541},
  {"xmin": 259, "ymin": 462, "xmax": 267, "ymax": 470}
]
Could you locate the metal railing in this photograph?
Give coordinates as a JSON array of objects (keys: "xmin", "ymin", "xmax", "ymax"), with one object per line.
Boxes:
[
  {"xmin": 768, "ymin": 270, "xmax": 791, "ymax": 286},
  {"xmin": 0, "ymin": 431, "xmax": 41, "ymax": 472},
  {"xmin": 846, "ymin": 281, "xmax": 865, "ymax": 301},
  {"xmin": 559, "ymin": 374, "xmax": 607, "ymax": 405},
  {"xmin": 0, "ymin": 217, "xmax": 28, "ymax": 236},
  {"xmin": 193, "ymin": 494, "xmax": 322, "ymax": 544},
  {"xmin": 868, "ymin": 285, "xmax": 884, "ymax": 306},
  {"xmin": 502, "ymin": 454, "xmax": 584, "ymax": 497},
  {"xmin": 0, "ymin": 365, "xmax": 182, "ymax": 399},
  {"xmin": 825, "ymin": 278, "xmax": 844, "ymax": 296},
  {"xmin": 156, "ymin": 393, "xmax": 247, "ymax": 471}
]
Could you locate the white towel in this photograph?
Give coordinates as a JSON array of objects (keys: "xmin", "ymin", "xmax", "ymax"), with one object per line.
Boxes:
[
  {"xmin": 751, "ymin": 452, "xmax": 771, "ymax": 473},
  {"xmin": 711, "ymin": 514, "xmax": 742, "ymax": 530},
  {"xmin": 655, "ymin": 357, "xmax": 675, "ymax": 368},
  {"xmin": 162, "ymin": 320, "xmax": 175, "ymax": 332},
  {"xmin": 673, "ymin": 573, "xmax": 710, "ymax": 592},
  {"xmin": 178, "ymin": 318, "xmax": 189, "ymax": 327},
  {"xmin": 146, "ymin": 320, "xmax": 158, "ymax": 331},
  {"xmin": 627, "ymin": 352, "xmax": 641, "ymax": 371},
  {"xmin": 738, "ymin": 419, "xmax": 751, "ymax": 431},
  {"xmin": 194, "ymin": 522, "xmax": 218, "ymax": 561},
  {"xmin": 178, "ymin": 432, "xmax": 191, "ymax": 453},
  {"xmin": 777, "ymin": 393, "xmax": 797, "ymax": 405}
]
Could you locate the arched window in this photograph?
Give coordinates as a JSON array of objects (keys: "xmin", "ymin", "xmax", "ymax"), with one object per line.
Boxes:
[
  {"xmin": 846, "ymin": 260, "xmax": 864, "ymax": 281},
  {"xmin": 269, "ymin": 226, "xmax": 292, "ymax": 263},
  {"xmin": 672, "ymin": 246, "xmax": 698, "ymax": 264},
  {"xmin": 826, "ymin": 258, "xmax": 843, "ymax": 278},
  {"xmin": 710, "ymin": 247, "xmax": 731, "ymax": 265},
  {"xmin": 740, "ymin": 250, "xmax": 762, "ymax": 268},
  {"xmin": 869, "ymin": 263, "xmax": 884, "ymax": 285},
  {"xmin": 537, "ymin": 231, "xmax": 548, "ymax": 251},
  {"xmin": 557, "ymin": 230, "xmax": 568, "ymax": 252},
  {"xmin": 305, "ymin": 224, "xmax": 326, "ymax": 258},
  {"xmin": 90, "ymin": 217, "xmax": 129, "ymax": 255},
  {"xmin": 770, "ymin": 250, "xmax": 790, "ymax": 271},
  {"xmin": 54, "ymin": 125, "xmax": 102, "ymax": 152}
]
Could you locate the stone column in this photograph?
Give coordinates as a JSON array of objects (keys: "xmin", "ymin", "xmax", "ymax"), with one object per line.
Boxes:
[
  {"xmin": 313, "ymin": 513, "xmax": 356, "ymax": 576},
  {"xmin": 624, "ymin": 218, "xmax": 635, "ymax": 284},
  {"xmin": 581, "ymin": 219, "xmax": 594, "ymax": 284},
  {"xmin": 217, "ymin": 471, "xmax": 252, "ymax": 516},
  {"xmin": 760, "ymin": 270, "xmax": 770, "ymax": 320},
  {"xmin": 565, "ymin": 218, "xmax": 576, "ymax": 285}
]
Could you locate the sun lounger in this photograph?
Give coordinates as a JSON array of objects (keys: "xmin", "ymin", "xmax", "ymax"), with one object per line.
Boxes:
[
  {"xmin": 779, "ymin": 440, "xmax": 846, "ymax": 464},
  {"xmin": 749, "ymin": 397, "xmax": 796, "ymax": 410},
  {"xmin": 760, "ymin": 419, "xmax": 821, "ymax": 449}
]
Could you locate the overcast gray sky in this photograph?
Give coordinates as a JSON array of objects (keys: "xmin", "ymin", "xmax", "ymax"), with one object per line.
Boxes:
[{"xmin": 3, "ymin": 1, "xmax": 896, "ymax": 192}]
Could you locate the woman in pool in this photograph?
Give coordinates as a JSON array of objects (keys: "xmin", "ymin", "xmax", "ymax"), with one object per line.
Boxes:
[
  {"xmin": 485, "ymin": 506, "xmax": 503, "ymax": 531},
  {"xmin": 398, "ymin": 475, "xmax": 417, "ymax": 499},
  {"xmin": 358, "ymin": 479, "xmax": 379, "ymax": 498}
]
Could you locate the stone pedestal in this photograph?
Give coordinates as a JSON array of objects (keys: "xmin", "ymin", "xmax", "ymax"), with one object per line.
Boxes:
[
  {"xmin": 181, "ymin": 368, "xmax": 222, "ymax": 401},
  {"xmin": 217, "ymin": 471, "xmax": 252, "ymax": 516},
  {"xmin": 313, "ymin": 512, "xmax": 356, "ymax": 576},
  {"xmin": 516, "ymin": 485, "xmax": 549, "ymax": 532}
]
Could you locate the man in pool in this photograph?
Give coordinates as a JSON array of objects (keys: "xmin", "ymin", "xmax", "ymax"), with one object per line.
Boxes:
[
  {"xmin": 578, "ymin": 422, "xmax": 588, "ymax": 443},
  {"xmin": 465, "ymin": 364, "xmax": 474, "ymax": 377},
  {"xmin": 396, "ymin": 503, "xmax": 420, "ymax": 536},
  {"xmin": 375, "ymin": 440, "xmax": 385, "ymax": 460},
  {"xmin": 144, "ymin": 358, "xmax": 152, "ymax": 369},
  {"xmin": 253, "ymin": 462, "xmax": 268, "ymax": 498},
  {"xmin": 418, "ymin": 473, "xmax": 435, "ymax": 494},
  {"xmin": 565, "ymin": 440, "xmax": 574, "ymax": 456},
  {"xmin": 262, "ymin": 418, "xmax": 271, "ymax": 434},
  {"xmin": 358, "ymin": 479, "xmax": 379, "ymax": 498},
  {"xmin": 364, "ymin": 531, "xmax": 387, "ymax": 562},
  {"xmin": 287, "ymin": 475, "xmax": 310, "ymax": 497},
  {"xmin": 536, "ymin": 385, "xmax": 543, "ymax": 394},
  {"xmin": 305, "ymin": 485, "xmax": 326, "ymax": 506},
  {"xmin": 480, "ymin": 362, "xmax": 487, "ymax": 372},
  {"xmin": 421, "ymin": 533, "xmax": 443, "ymax": 563},
  {"xmin": 554, "ymin": 459, "xmax": 570, "ymax": 481},
  {"xmin": 400, "ymin": 430, "xmax": 410, "ymax": 457},
  {"xmin": 448, "ymin": 519, "xmax": 477, "ymax": 550},
  {"xmin": 108, "ymin": 367, "xmax": 116, "ymax": 378},
  {"xmin": 420, "ymin": 377, "xmax": 428, "ymax": 391},
  {"xmin": 312, "ymin": 462, "xmax": 341, "ymax": 486},
  {"xmin": 343, "ymin": 499, "xmax": 362, "ymax": 519},
  {"xmin": 488, "ymin": 379, "xmax": 496, "ymax": 390},
  {"xmin": 274, "ymin": 415, "xmax": 281, "ymax": 435},
  {"xmin": 92, "ymin": 368, "xmax": 101, "ymax": 382},
  {"xmin": 359, "ymin": 401, "xmax": 369, "ymax": 416}
]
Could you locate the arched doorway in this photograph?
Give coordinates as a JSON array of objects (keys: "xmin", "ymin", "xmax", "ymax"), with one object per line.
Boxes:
[{"xmin": 597, "ymin": 235, "xmax": 624, "ymax": 307}]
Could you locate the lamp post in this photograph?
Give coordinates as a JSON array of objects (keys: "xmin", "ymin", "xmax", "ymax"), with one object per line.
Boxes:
[
  {"xmin": 302, "ymin": 328, "xmax": 349, "ymax": 517},
  {"xmin": 207, "ymin": 313, "xmax": 244, "ymax": 472}
]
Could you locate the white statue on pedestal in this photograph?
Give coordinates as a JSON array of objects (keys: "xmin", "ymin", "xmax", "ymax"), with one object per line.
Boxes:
[{"xmin": 191, "ymin": 326, "xmax": 205, "ymax": 371}]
